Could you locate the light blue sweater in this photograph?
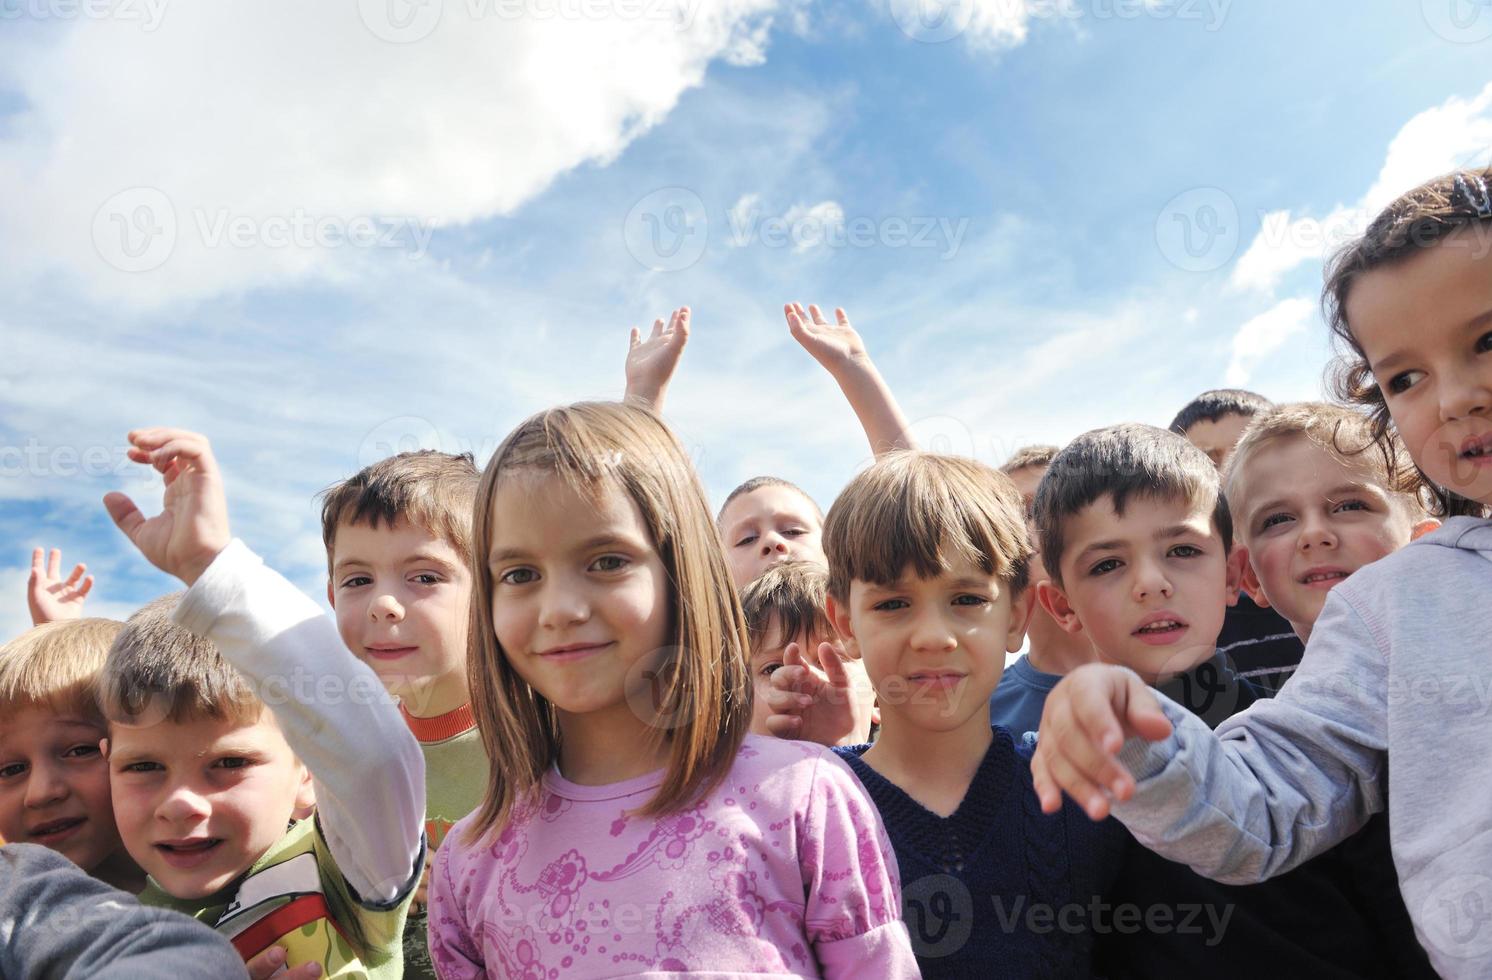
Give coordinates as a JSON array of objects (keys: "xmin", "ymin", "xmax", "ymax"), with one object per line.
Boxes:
[{"xmin": 1111, "ymin": 516, "xmax": 1492, "ymax": 979}]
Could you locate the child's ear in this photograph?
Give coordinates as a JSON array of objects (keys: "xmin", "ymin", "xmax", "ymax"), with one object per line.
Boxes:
[
  {"xmin": 294, "ymin": 764, "xmax": 316, "ymax": 815},
  {"xmin": 99, "ymin": 737, "xmax": 110, "ymax": 759},
  {"xmin": 1411, "ymin": 518, "xmax": 1441, "ymax": 541},
  {"xmin": 1007, "ymin": 586, "xmax": 1037, "ymax": 653},
  {"xmin": 825, "ymin": 594, "xmax": 857, "ymax": 654},
  {"xmin": 1239, "ymin": 556, "xmax": 1271, "ymax": 608},
  {"xmin": 1224, "ymin": 545, "xmax": 1249, "ymax": 606},
  {"xmin": 1036, "ymin": 580, "xmax": 1083, "ymax": 635},
  {"xmin": 325, "ymin": 580, "xmax": 335, "ymax": 608}
]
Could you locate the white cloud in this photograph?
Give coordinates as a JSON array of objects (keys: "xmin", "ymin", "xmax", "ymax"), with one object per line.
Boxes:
[
  {"xmin": 881, "ymin": 0, "xmax": 1032, "ymax": 50},
  {"xmin": 1231, "ymin": 81, "xmax": 1492, "ymax": 295},
  {"xmin": 1223, "ymin": 296, "xmax": 1316, "ymax": 386},
  {"xmin": 0, "ymin": 0, "xmax": 785, "ymax": 309},
  {"xmin": 780, "ymin": 200, "xmax": 846, "ymax": 252}
]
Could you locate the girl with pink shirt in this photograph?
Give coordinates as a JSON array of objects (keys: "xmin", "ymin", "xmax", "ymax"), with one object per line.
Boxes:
[{"xmin": 428, "ymin": 401, "xmax": 918, "ymax": 979}]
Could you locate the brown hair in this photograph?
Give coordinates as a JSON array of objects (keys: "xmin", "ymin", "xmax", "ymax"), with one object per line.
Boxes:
[
  {"xmin": 0, "ymin": 618, "xmax": 122, "ymax": 723},
  {"xmin": 1224, "ymin": 402, "xmax": 1422, "ymax": 521},
  {"xmin": 466, "ymin": 402, "xmax": 751, "ymax": 842},
  {"xmin": 740, "ymin": 560, "xmax": 832, "ymax": 654},
  {"xmin": 1324, "ymin": 165, "xmax": 1492, "ymax": 518},
  {"xmin": 1034, "ymin": 424, "xmax": 1230, "ymax": 587},
  {"xmin": 1000, "ymin": 444, "xmax": 1061, "ymax": 476},
  {"xmin": 100, "ymin": 594, "xmax": 261, "ymax": 727},
  {"xmin": 319, "ymin": 450, "xmax": 480, "ymax": 574},
  {"xmin": 823, "ymin": 451, "xmax": 1031, "ymax": 602}
]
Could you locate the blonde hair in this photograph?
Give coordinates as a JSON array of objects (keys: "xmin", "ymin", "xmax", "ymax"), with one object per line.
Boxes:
[
  {"xmin": 319, "ymin": 450, "xmax": 480, "ymax": 574},
  {"xmin": 465, "ymin": 402, "xmax": 751, "ymax": 843},
  {"xmin": 1224, "ymin": 402, "xmax": 1422, "ymax": 520},
  {"xmin": 0, "ymin": 618, "xmax": 122, "ymax": 723},
  {"xmin": 999, "ymin": 444, "xmax": 1060, "ymax": 476},
  {"xmin": 740, "ymin": 560, "xmax": 832, "ymax": 654},
  {"xmin": 101, "ymin": 594, "xmax": 261, "ymax": 726},
  {"xmin": 824, "ymin": 451, "xmax": 1031, "ymax": 601}
]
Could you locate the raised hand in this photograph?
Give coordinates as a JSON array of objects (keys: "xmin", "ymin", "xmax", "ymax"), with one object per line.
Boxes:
[
  {"xmin": 102, "ymin": 428, "xmax": 232, "ymax": 587},
  {"xmin": 763, "ymin": 640, "xmax": 872, "ymax": 747},
  {"xmin": 27, "ymin": 547, "xmax": 94, "ymax": 625},
  {"xmin": 624, "ymin": 306, "xmax": 691, "ymax": 412},
  {"xmin": 1029, "ymin": 663, "xmax": 1174, "ymax": 820},
  {"xmin": 785, "ymin": 302, "xmax": 868, "ymax": 370}
]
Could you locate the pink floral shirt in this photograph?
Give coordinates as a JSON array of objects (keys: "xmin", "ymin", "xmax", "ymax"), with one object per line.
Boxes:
[{"xmin": 429, "ymin": 736, "xmax": 918, "ymax": 978}]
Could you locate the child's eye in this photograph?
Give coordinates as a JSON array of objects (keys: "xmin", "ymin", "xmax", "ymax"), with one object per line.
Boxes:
[
  {"xmin": 122, "ymin": 761, "xmax": 163, "ymax": 774},
  {"xmin": 214, "ymin": 757, "xmax": 251, "ymax": 770},
  {"xmin": 1169, "ymin": 545, "xmax": 1203, "ymax": 559},
  {"xmin": 411, "ymin": 573, "xmax": 442, "ymax": 586},
  {"xmin": 783, "ymin": 527, "xmax": 807, "ymax": 538},
  {"xmin": 952, "ymin": 594, "xmax": 989, "ymax": 607},
  {"xmin": 758, "ymin": 661, "xmax": 783, "ymax": 678},
  {"xmin": 591, "ymin": 555, "xmax": 629, "ymax": 573},
  {"xmin": 1333, "ymin": 499, "xmax": 1369, "ymax": 514},
  {"xmin": 0, "ymin": 762, "xmax": 26, "ymax": 779},
  {"xmin": 340, "ymin": 575, "xmax": 372, "ymax": 589},
  {"xmin": 1386, "ymin": 369, "xmax": 1424, "ymax": 394},
  {"xmin": 1089, "ymin": 558, "xmax": 1121, "ymax": 576},
  {"xmin": 872, "ymin": 598, "xmax": 909, "ymax": 611},
  {"xmin": 734, "ymin": 534, "xmax": 758, "ymax": 548},
  {"xmin": 1477, "ymin": 331, "xmax": 1492, "ymax": 353},
  {"xmin": 1260, "ymin": 512, "xmax": 1293, "ymax": 530},
  {"xmin": 499, "ymin": 568, "xmax": 537, "ymax": 585},
  {"xmin": 63, "ymin": 744, "xmax": 101, "ymax": 760}
]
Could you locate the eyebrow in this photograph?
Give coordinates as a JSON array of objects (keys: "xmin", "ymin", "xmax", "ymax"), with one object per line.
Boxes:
[{"xmin": 489, "ymin": 533, "xmax": 638, "ymax": 564}]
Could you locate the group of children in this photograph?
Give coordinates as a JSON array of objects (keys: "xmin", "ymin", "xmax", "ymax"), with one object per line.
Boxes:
[{"xmin": 2, "ymin": 165, "xmax": 1491, "ymax": 979}]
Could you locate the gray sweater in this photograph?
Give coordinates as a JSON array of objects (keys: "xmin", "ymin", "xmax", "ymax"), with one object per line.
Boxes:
[
  {"xmin": 0, "ymin": 843, "xmax": 247, "ymax": 979},
  {"xmin": 1112, "ymin": 516, "xmax": 1492, "ymax": 979}
]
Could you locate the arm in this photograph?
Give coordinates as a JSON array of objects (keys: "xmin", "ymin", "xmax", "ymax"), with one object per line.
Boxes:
[
  {"xmin": 27, "ymin": 547, "xmax": 93, "ymax": 625},
  {"xmin": 799, "ymin": 752, "xmax": 919, "ymax": 978},
  {"xmin": 103, "ymin": 428, "xmax": 425, "ymax": 903},
  {"xmin": 622, "ymin": 306, "xmax": 690, "ymax": 412},
  {"xmin": 786, "ymin": 303, "xmax": 914, "ymax": 456},
  {"xmin": 0, "ymin": 842, "xmax": 249, "ymax": 979},
  {"xmin": 1032, "ymin": 591, "xmax": 1387, "ymax": 885}
]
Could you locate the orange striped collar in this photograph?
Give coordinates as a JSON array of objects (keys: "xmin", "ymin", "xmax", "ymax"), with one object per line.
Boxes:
[{"xmin": 400, "ymin": 701, "xmax": 478, "ymax": 742}]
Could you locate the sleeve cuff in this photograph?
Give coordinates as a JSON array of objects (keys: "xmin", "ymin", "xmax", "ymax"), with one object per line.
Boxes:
[
  {"xmin": 171, "ymin": 538, "xmax": 257, "ymax": 636},
  {"xmin": 1115, "ymin": 698, "xmax": 1188, "ymax": 782}
]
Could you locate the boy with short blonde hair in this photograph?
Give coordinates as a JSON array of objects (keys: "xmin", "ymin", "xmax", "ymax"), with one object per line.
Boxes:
[
  {"xmin": 0, "ymin": 618, "xmax": 141, "ymax": 891},
  {"xmin": 1224, "ymin": 402, "xmax": 1433, "ymax": 641},
  {"xmin": 318, "ymin": 449, "xmax": 487, "ymax": 980}
]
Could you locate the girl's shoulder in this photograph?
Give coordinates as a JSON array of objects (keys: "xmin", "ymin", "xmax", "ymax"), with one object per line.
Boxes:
[{"xmin": 722, "ymin": 735, "xmax": 863, "ymax": 802}]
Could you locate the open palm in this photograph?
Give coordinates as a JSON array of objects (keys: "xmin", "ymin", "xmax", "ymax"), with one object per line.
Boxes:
[
  {"xmin": 786, "ymin": 303, "xmax": 868, "ymax": 367},
  {"xmin": 103, "ymin": 429, "xmax": 232, "ymax": 586}
]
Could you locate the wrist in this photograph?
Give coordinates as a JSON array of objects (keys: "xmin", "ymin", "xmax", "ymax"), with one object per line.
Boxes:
[{"xmin": 178, "ymin": 540, "xmax": 230, "ymax": 587}]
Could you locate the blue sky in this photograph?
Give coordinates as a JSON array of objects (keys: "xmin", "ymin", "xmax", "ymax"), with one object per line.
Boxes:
[{"xmin": 2, "ymin": 0, "xmax": 1491, "ymax": 634}]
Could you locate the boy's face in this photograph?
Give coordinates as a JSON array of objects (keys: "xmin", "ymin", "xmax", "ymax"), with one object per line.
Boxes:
[
  {"xmin": 108, "ymin": 708, "xmax": 313, "ymax": 900},
  {"xmin": 747, "ymin": 618, "xmax": 875, "ymax": 739},
  {"xmin": 1232, "ymin": 435, "xmax": 1417, "ymax": 637},
  {"xmin": 1041, "ymin": 492, "xmax": 1245, "ymax": 682},
  {"xmin": 329, "ymin": 517, "xmax": 472, "ymax": 713},
  {"xmin": 0, "ymin": 705, "xmax": 120, "ymax": 873},
  {"xmin": 1184, "ymin": 412, "xmax": 1253, "ymax": 469},
  {"xmin": 719, "ymin": 486, "xmax": 824, "ymax": 589},
  {"xmin": 832, "ymin": 554, "xmax": 1028, "ymax": 734}
]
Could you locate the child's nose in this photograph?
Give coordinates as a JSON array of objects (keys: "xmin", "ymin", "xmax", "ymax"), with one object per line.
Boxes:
[
  {"xmin": 158, "ymin": 783, "xmax": 212, "ymax": 822},
  {"xmin": 1437, "ymin": 362, "xmax": 1492, "ymax": 423},
  {"xmin": 1132, "ymin": 562, "xmax": 1173, "ymax": 600},
  {"xmin": 369, "ymin": 592, "xmax": 404, "ymax": 621},
  {"xmin": 23, "ymin": 762, "xmax": 68, "ymax": 808}
]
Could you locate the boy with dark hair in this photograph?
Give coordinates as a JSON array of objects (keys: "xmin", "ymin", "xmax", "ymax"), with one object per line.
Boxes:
[
  {"xmin": 1031, "ymin": 423, "xmax": 1430, "ymax": 978},
  {"xmin": 1170, "ymin": 388, "xmax": 1303, "ymax": 692}
]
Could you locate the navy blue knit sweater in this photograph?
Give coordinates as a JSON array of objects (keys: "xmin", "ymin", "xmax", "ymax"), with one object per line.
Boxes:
[{"xmin": 836, "ymin": 727, "xmax": 1127, "ymax": 979}]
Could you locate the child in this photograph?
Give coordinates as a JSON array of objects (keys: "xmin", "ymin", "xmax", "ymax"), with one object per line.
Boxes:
[
  {"xmin": 1171, "ymin": 389, "xmax": 1303, "ymax": 692},
  {"xmin": 27, "ymin": 546, "xmax": 94, "ymax": 625},
  {"xmin": 427, "ymin": 401, "xmax": 916, "ymax": 978},
  {"xmin": 620, "ymin": 302, "xmax": 914, "ymax": 589},
  {"xmin": 773, "ymin": 450, "xmax": 1128, "ymax": 977},
  {"xmin": 988, "ymin": 445, "xmax": 1095, "ymax": 737},
  {"xmin": 740, "ymin": 558, "xmax": 877, "ymax": 745},
  {"xmin": 1033, "ymin": 167, "xmax": 1492, "ymax": 977},
  {"xmin": 319, "ymin": 450, "xmax": 488, "ymax": 980},
  {"xmin": 1034, "ymin": 422, "xmax": 1433, "ymax": 977},
  {"xmin": 100, "ymin": 428, "xmax": 426, "ymax": 978},
  {"xmin": 0, "ymin": 618, "xmax": 142, "ymax": 892},
  {"xmin": 1223, "ymin": 402, "xmax": 1435, "ymax": 641}
]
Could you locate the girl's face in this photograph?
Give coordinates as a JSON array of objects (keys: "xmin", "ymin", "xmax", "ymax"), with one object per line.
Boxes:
[
  {"xmin": 486, "ymin": 472, "xmax": 672, "ymax": 724},
  {"xmin": 1347, "ymin": 225, "xmax": 1492, "ymax": 506}
]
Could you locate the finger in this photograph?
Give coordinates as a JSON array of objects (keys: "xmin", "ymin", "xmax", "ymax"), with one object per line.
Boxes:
[
  {"xmin": 1043, "ymin": 743, "xmax": 1113, "ymax": 821},
  {"xmin": 764, "ymin": 684, "xmax": 813, "ymax": 713},
  {"xmin": 74, "ymin": 575, "xmax": 95, "ymax": 600},
  {"xmin": 783, "ymin": 642, "xmax": 804, "ymax": 669},
  {"xmin": 807, "ymin": 303, "xmax": 828, "ymax": 325},
  {"xmin": 764, "ymin": 713, "xmax": 804, "ymax": 738},
  {"xmin": 1121, "ymin": 674, "xmax": 1174, "ymax": 742},
  {"xmin": 1056, "ymin": 693, "xmax": 1137, "ymax": 800},
  {"xmin": 785, "ymin": 305, "xmax": 805, "ymax": 334},
  {"xmin": 103, "ymin": 492, "xmax": 146, "ymax": 542},
  {"xmin": 30, "ymin": 547, "xmax": 43, "ymax": 580},
  {"xmin": 769, "ymin": 663, "xmax": 817, "ymax": 698},
  {"xmin": 245, "ymin": 944, "xmax": 287, "ymax": 980},
  {"xmin": 674, "ymin": 306, "xmax": 690, "ymax": 339},
  {"xmin": 1029, "ymin": 748, "xmax": 1063, "ymax": 814},
  {"xmin": 819, "ymin": 643, "xmax": 852, "ymax": 691},
  {"xmin": 147, "ymin": 436, "xmax": 215, "ymax": 477},
  {"xmin": 835, "ymin": 307, "xmax": 850, "ymax": 326},
  {"xmin": 650, "ymin": 317, "xmax": 665, "ymax": 340},
  {"xmin": 48, "ymin": 548, "xmax": 62, "ymax": 580},
  {"xmin": 63, "ymin": 563, "xmax": 86, "ymax": 588},
  {"xmin": 629, "ymin": 326, "xmax": 640, "ymax": 349}
]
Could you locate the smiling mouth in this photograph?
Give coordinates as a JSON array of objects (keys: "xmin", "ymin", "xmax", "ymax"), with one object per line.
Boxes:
[
  {"xmin": 1300, "ymin": 571, "xmax": 1350, "ymax": 586},
  {"xmin": 154, "ymin": 838, "xmax": 223, "ymax": 867},
  {"xmin": 1134, "ymin": 619, "xmax": 1186, "ymax": 634},
  {"xmin": 365, "ymin": 645, "xmax": 418, "ymax": 661},
  {"xmin": 30, "ymin": 817, "xmax": 85, "ymax": 841},
  {"xmin": 538, "ymin": 642, "xmax": 613, "ymax": 662}
]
